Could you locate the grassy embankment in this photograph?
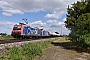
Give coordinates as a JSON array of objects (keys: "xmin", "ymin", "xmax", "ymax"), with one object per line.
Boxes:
[
  {"xmin": 0, "ymin": 35, "xmax": 14, "ymax": 40},
  {"xmin": 2, "ymin": 37, "xmax": 88, "ymax": 60},
  {"xmin": 52, "ymin": 37, "xmax": 90, "ymax": 53},
  {"xmin": 0, "ymin": 37, "xmax": 57, "ymax": 60},
  {"xmin": 2, "ymin": 36, "xmax": 89, "ymax": 60}
]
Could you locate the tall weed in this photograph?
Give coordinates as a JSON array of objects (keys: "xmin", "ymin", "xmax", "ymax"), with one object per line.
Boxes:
[{"xmin": 0, "ymin": 41, "xmax": 52, "ymax": 60}]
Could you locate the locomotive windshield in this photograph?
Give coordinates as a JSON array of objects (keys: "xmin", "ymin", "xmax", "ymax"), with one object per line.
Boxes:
[{"xmin": 13, "ymin": 25, "xmax": 21, "ymax": 30}]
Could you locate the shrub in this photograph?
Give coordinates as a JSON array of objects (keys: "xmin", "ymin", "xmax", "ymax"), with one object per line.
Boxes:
[{"xmin": 0, "ymin": 41, "xmax": 52, "ymax": 60}]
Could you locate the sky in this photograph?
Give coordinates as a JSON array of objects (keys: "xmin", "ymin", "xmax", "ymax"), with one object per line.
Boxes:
[{"xmin": 0, "ymin": 0, "xmax": 81, "ymax": 35}]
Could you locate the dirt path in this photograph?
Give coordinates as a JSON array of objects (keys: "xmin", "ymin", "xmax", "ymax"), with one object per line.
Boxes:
[{"xmin": 36, "ymin": 37, "xmax": 90, "ymax": 60}]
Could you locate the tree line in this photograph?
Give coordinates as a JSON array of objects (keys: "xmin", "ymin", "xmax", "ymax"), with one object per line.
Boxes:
[
  {"xmin": 0, "ymin": 33, "xmax": 7, "ymax": 36},
  {"xmin": 65, "ymin": 0, "xmax": 90, "ymax": 47}
]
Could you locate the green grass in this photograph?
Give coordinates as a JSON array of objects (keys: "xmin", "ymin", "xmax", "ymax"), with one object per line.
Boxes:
[
  {"xmin": 52, "ymin": 37, "xmax": 70, "ymax": 43},
  {"xmin": 0, "ymin": 40, "xmax": 52, "ymax": 60},
  {"xmin": 0, "ymin": 35, "xmax": 14, "ymax": 40}
]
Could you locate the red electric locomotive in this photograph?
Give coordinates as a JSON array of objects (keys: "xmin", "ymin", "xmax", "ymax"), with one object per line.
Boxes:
[{"xmin": 11, "ymin": 23, "xmax": 26, "ymax": 39}]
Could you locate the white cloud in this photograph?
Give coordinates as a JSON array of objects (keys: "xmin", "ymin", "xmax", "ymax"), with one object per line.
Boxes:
[
  {"xmin": 47, "ymin": 20, "xmax": 64, "ymax": 27},
  {"xmin": 2, "ymin": 12, "xmax": 12, "ymax": 16},
  {"xmin": 45, "ymin": 11, "xmax": 64, "ymax": 19},
  {"xmin": 0, "ymin": 21, "xmax": 18, "ymax": 30},
  {"xmin": 63, "ymin": 18, "xmax": 66, "ymax": 22},
  {"xmin": 29, "ymin": 20, "xmax": 46, "ymax": 28},
  {"xmin": 46, "ymin": 19, "xmax": 70, "ymax": 35},
  {"xmin": 0, "ymin": 21, "xmax": 18, "ymax": 34},
  {"xmin": 3, "ymin": 9, "xmax": 24, "ymax": 16},
  {"xmin": 0, "ymin": 0, "xmax": 81, "ymax": 17}
]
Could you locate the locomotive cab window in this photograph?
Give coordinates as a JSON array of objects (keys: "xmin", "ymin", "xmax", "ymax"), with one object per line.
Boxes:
[{"xmin": 13, "ymin": 25, "xmax": 21, "ymax": 30}]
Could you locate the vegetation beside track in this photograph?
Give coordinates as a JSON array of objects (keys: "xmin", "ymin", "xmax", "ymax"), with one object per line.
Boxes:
[
  {"xmin": 0, "ymin": 35, "xmax": 15, "ymax": 40},
  {"xmin": 65, "ymin": 0, "xmax": 90, "ymax": 48},
  {"xmin": 0, "ymin": 37, "xmax": 90, "ymax": 60},
  {"xmin": 0, "ymin": 39, "xmax": 53, "ymax": 60}
]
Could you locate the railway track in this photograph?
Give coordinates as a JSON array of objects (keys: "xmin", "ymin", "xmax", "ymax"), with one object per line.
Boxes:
[
  {"xmin": 0, "ymin": 37, "xmax": 49, "ymax": 44},
  {"xmin": 0, "ymin": 37, "xmax": 58, "ymax": 44},
  {"xmin": 0, "ymin": 39, "xmax": 33, "ymax": 44},
  {"xmin": 0, "ymin": 37, "xmax": 56, "ymax": 50}
]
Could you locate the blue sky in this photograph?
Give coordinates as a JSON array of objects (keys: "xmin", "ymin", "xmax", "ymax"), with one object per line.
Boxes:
[{"xmin": 0, "ymin": 0, "xmax": 80, "ymax": 35}]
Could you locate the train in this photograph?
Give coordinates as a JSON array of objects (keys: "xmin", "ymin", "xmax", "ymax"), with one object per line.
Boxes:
[{"xmin": 11, "ymin": 23, "xmax": 60, "ymax": 39}]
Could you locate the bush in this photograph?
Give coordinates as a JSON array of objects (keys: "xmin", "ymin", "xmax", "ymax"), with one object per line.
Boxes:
[
  {"xmin": 22, "ymin": 43, "xmax": 43, "ymax": 60},
  {"xmin": 69, "ymin": 13, "xmax": 90, "ymax": 48},
  {"xmin": 0, "ymin": 41, "xmax": 52, "ymax": 60},
  {"xmin": 7, "ymin": 46, "xmax": 22, "ymax": 60}
]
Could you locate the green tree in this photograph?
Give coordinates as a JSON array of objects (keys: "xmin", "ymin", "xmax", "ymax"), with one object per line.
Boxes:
[{"xmin": 65, "ymin": 0, "xmax": 90, "ymax": 47}]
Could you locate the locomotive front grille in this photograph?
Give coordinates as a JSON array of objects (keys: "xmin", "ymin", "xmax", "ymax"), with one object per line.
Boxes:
[{"xmin": 11, "ymin": 32, "xmax": 21, "ymax": 38}]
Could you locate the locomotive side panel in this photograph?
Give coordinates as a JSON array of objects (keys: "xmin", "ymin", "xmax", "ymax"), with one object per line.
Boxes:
[
  {"xmin": 43, "ymin": 31, "xmax": 50, "ymax": 36},
  {"xmin": 23, "ymin": 26, "xmax": 42, "ymax": 36},
  {"xmin": 36, "ymin": 29, "xmax": 42, "ymax": 36}
]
